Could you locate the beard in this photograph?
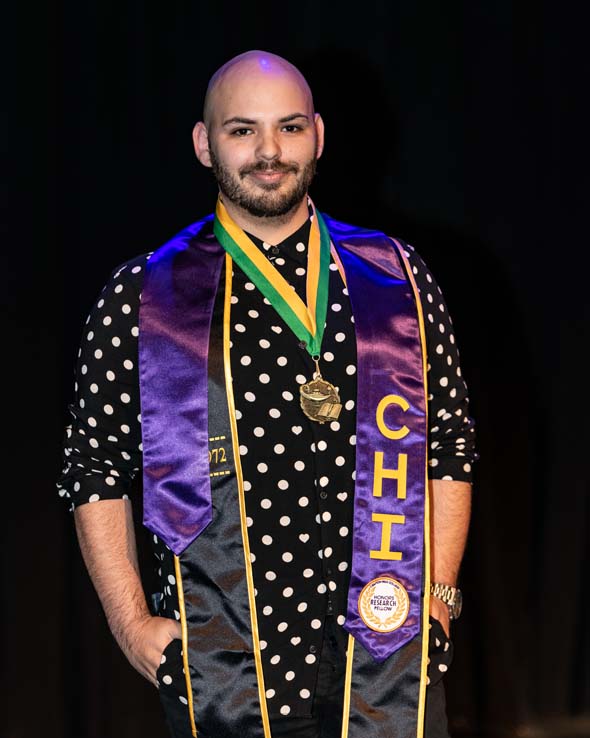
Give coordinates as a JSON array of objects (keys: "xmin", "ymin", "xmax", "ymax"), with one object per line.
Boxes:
[{"xmin": 209, "ymin": 147, "xmax": 317, "ymax": 218}]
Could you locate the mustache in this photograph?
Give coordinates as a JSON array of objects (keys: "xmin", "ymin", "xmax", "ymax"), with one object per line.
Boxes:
[{"xmin": 240, "ymin": 161, "xmax": 299, "ymax": 177}]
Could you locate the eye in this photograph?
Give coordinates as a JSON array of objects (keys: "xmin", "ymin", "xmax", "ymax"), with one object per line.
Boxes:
[
  {"xmin": 230, "ymin": 128, "xmax": 253, "ymax": 137},
  {"xmin": 282, "ymin": 125, "xmax": 302, "ymax": 133}
]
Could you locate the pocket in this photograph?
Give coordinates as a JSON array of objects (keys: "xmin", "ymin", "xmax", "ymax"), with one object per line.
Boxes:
[
  {"xmin": 156, "ymin": 637, "xmax": 183, "ymax": 688},
  {"xmin": 427, "ymin": 616, "xmax": 453, "ymax": 687}
]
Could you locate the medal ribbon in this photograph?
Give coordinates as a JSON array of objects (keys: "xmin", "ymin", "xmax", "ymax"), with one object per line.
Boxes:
[{"xmin": 213, "ymin": 198, "xmax": 331, "ymax": 357}]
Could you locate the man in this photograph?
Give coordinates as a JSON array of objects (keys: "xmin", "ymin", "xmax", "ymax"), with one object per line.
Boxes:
[{"xmin": 58, "ymin": 51, "xmax": 475, "ymax": 738}]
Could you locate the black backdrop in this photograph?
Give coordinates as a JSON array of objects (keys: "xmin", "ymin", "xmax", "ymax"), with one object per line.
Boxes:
[{"xmin": 4, "ymin": 2, "xmax": 589, "ymax": 737}]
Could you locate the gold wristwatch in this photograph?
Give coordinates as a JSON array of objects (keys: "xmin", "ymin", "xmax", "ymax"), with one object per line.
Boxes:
[{"xmin": 430, "ymin": 583, "xmax": 463, "ymax": 620}]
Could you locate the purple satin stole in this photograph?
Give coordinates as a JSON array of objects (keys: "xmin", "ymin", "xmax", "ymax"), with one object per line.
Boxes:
[
  {"xmin": 326, "ymin": 217, "xmax": 427, "ymax": 662},
  {"xmin": 139, "ymin": 215, "xmax": 221, "ymax": 555},
  {"xmin": 139, "ymin": 215, "xmax": 427, "ymax": 662}
]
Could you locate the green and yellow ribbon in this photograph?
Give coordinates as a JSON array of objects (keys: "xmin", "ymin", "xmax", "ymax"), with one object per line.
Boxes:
[{"xmin": 213, "ymin": 198, "xmax": 331, "ymax": 357}]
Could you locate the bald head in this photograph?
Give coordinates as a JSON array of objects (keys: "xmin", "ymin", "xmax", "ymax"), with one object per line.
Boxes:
[{"xmin": 203, "ymin": 51, "xmax": 314, "ymax": 130}]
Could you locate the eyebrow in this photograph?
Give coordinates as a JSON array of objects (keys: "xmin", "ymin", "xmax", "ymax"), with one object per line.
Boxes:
[{"xmin": 221, "ymin": 113, "xmax": 310, "ymax": 126}]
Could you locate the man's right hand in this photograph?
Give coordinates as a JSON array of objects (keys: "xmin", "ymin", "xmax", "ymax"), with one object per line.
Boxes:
[{"xmin": 123, "ymin": 615, "xmax": 182, "ymax": 687}]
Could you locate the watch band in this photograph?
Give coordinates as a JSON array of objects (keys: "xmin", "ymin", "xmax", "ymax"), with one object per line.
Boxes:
[{"xmin": 430, "ymin": 582, "xmax": 463, "ymax": 620}]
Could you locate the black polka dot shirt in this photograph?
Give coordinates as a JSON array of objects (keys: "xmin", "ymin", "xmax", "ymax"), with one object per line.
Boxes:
[{"xmin": 57, "ymin": 214, "xmax": 477, "ymax": 719}]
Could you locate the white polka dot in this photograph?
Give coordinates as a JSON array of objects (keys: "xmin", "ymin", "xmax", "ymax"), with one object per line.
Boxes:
[
  {"xmin": 282, "ymin": 552, "xmax": 293, "ymax": 562},
  {"xmin": 162, "ymin": 675, "xmax": 172, "ymax": 685},
  {"xmin": 235, "ymin": 323, "xmax": 246, "ymax": 333},
  {"xmin": 439, "ymin": 664, "xmax": 448, "ymax": 673},
  {"xmin": 345, "ymin": 399, "xmax": 355, "ymax": 411},
  {"xmin": 120, "ymin": 393, "xmax": 131, "ymax": 404},
  {"xmin": 346, "ymin": 364, "xmax": 356, "ymax": 375},
  {"xmin": 259, "ymin": 640, "xmax": 267, "ymax": 650},
  {"xmin": 322, "ymin": 511, "xmax": 332, "ymax": 522},
  {"xmin": 305, "ymin": 654, "xmax": 316, "ymax": 664},
  {"xmin": 331, "ymin": 303, "xmax": 342, "ymax": 312},
  {"xmin": 280, "ymin": 516, "xmax": 291, "ymax": 526},
  {"xmin": 259, "ymin": 338, "xmax": 270, "ymax": 348},
  {"xmin": 282, "ymin": 391, "xmax": 294, "ymax": 401},
  {"xmin": 262, "ymin": 535, "xmax": 273, "ymax": 546},
  {"xmin": 319, "ymin": 476, "xmax": 329, "ymax": 487},
  {"xmin": 280, "ymin": 706, "xmax": 291, "ymax": 716},
  {"xmin": 89, "ymin": 383, "xmax": 99, "ymax": 394},
  {"xmin": 112, "ymin": 336, "xmax": 121, "ymax": 347},
  {"xmin": 335, "ymin": 332, "xmax": 346, "ymax": 342},
  {"xmin": 349, "ymin": 435, "xmax": 356, "ymax": 445},
  {"xmin": 270, "ymin": 654, "xmax": 281, "ymax": 665},
  {"xmin": 266, "ymin": 688, "xmax": 275, "ymax": 698},
  {"xmin": 463, "ymin": 463, "xmax": 471, "ymax": 472},
  {"xmin": 317, "ymin": 440, "xmax": 327, "ymax": 451},
  {"xmin": 277, "ymin": 356, "xmax": 288, "ymax": 366},
  {"xmin": 269, "ymin": 407, "xmax": 281, "ymax": 418},
  {"xmin": 259, "ymin": 373, "xmax": 271, "ymax": 384},
  {"xmin": 271, "ymin": 325, "xmax": 282, "ymax": 334},
  {"xmin": 323, "ymin": 351, "xmax": 334, "ymax": 362},
  {"xmin": 440, "ymin": 377, "xmax": 448, "ymax": 387},
  {"xmin": 277, "ymin": 621, "xmax": 288, "ymax": 632},
  {"xmin": 278, "ymin": 479, "xmax": 289, "ymax": 490},
  {"xmin": 240, "ymin": 355, "xmax": 252, "ymax": 366},
  {"xmin": 245, "ymin": 392, "xmax": 256, "ymax": 403},
  {"xmin": 338, "ymin": 561, "xmax": 348, "ymax": 572},
  {"xmin": 254, "ymin": 427, "xmax": 265, "ymax": 437},
  {"xmin": 123, "ymin": 359, "xmax": 133, "ymax": 370},
  {"xmin": 297, "ymin": 602, "xmax": 308, "ymax": 612},
  {"xmin": 298, "ymin": 496, "xmax": 309, "ymax": 507},
  {"xmin": 303, "ymin": 568, "xmax": 314, "ymax": 578},
  {"xmin": 274, "ymin": 443, "xmax": 285, "ymax": 454},
  {"xmin": 89, "ymin": 494, "xmax": 100, "ymax": 502},
  {"xmin": 317, "ymin": 583, "xmax": 327, "ymax": 594},
  {"xmin": 339, "ymin": 526, "xmax": 349, "ymax": 537},
  {"xmin": 295, "ymin": 374, "xmax": 306, "ymax": 384},
  {"xmin": 257, "ymin": 462, "xmax": 268, "ymax": 473},
  {"xmin": 283, "ymin": 587, "xmax": 294, "ymax": 598},
  {"xmin": 296, "ymin": 242, "xmax": 305, "ymax": 252},
  {"xmin": 337, "ymin": 615, "xmax": 346, "ymax": 625},
  {"xmin": 261, "ymin": 498, "xmax": 272, "ymax": 509},
  {"xmin": 265, "ymin": 571, "xmax": 277, "ymax": 581},
  {"xmin": 285, "ymin": 671, "xmax": 295, "ymax": 681},
  {"xmin": 239, "ymin": 444, "xmax": 248, "ymax": 456}
]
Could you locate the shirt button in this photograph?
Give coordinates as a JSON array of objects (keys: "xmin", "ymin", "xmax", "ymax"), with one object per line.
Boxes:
[
  {"xmin": 309, "ymin": 644, "xmax": 317, "ymax": 654},
  {"xmin": 298, "ymin": 341, "xmax": 307, "ymax": 350},
  {"xmin": 271, "ymin": 246, "xmax": 280, "ymax": 256},
  {"xmin": 319, "ymin": 490, "xmax": 328, "ymax": 500},
  {"xmin": 326, "ymin": 568, "xmax": 333, "ymax": 576}
]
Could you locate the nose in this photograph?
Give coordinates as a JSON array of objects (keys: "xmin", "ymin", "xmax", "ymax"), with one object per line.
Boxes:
[{"xmin": 256, "ymin": 129, "xmax": 281, "ymax": 162}]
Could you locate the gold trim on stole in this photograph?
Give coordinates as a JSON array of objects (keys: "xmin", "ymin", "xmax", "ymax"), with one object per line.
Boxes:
[
  {"xmin": 223, "ymin": 254, "xmax": 272, "ymax": 738},
  {"xmin": 394, "ymin": 240, "xmax": 431, "ymax": 738},
  {"xmin": 173, "ymin": 554, "xmax": 198, "ymax": 737},
  {"xmin": 340, "ymin": 635, "xmax": 355, "ymax": 738}
]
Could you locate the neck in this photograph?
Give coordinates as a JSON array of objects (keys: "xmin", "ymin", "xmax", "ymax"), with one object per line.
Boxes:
[{"xmin": 220, "ymin": 195, "xmax": 309, "ymax": 244}]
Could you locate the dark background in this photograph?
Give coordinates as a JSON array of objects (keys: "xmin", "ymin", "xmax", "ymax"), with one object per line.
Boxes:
[{"xmin": 4, "ymin": 1, "xmax": 589, "ymax": 737}]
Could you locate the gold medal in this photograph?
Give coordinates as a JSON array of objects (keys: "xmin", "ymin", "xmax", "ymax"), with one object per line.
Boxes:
[{"xmin": 300, "ymin": 357, "xmax": 342, "ymax": 424}]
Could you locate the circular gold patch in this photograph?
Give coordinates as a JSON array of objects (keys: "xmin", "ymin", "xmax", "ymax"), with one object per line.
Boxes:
[{"xmin": 358, "ymin": 577, "xmax": 410, "ymax": 633}]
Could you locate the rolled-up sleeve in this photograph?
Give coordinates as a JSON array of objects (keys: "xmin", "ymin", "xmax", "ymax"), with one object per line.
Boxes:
[
  {"xmin": 57, "ymin": 255, "xmax": 148, "ymax": 509},
  {"xmin": 402, "ymin": 243, "xmax": 478, "ymax": 483}
]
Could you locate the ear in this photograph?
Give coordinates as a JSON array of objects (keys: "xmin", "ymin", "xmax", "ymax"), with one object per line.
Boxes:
[
  {"xmin": 314, "ymin": 113, "xmax": 325, "ymax": 160},
  {"xmin": 193, "ymin": 122, "xmax": 212, "ymax": 168}
]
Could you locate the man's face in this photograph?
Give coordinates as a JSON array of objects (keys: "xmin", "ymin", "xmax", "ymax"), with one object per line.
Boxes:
[{"xmin": 200, "ymin": 67, "xmax": 323, "ymax": 218}]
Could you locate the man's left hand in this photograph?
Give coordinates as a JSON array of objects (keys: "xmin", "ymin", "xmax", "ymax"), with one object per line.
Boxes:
[{"xmin": 429, "ymin": 595, "xmax": 450, "ymax": 638}]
